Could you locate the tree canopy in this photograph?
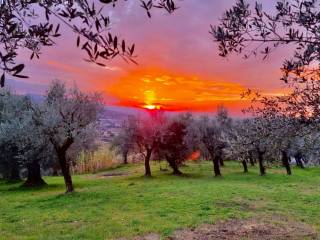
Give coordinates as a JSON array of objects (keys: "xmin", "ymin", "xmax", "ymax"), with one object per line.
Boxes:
[{"xmin": 212, "ymin": 0, "xmax": 320, "ymax": 84}]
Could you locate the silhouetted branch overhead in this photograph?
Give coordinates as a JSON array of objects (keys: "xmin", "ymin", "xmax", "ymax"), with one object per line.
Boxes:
[
  {"xmin": 0, "ymin": 0, "xmax": 178, "ymax": 86},
  {"xmin": 212, "ymin": 0, "xmax": 320, "ymax": 83}
]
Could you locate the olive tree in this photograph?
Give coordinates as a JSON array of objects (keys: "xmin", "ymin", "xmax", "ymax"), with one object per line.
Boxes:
[
  {"xmin": 134, "ymin": 114, "xmax": 165, "ymax": 177},
  {"xmin": 159, "ymin": 113, "xmax": 192, "ymax": 175},
  {"xmin": 243, "ymin": 84, "xmax": 320, "ymax": 174},
  {"xmin": 0, "ymin": 88, "xmax": 52, "ymax": 185},
  {"xmin": 34, "ymin": 80, "xmax": 103, "ymax": 193},
  {"xmin": 191, "ymin": 116, "xmax": 225, "ymax": 177},
  {"xmin": 226, "ymin": 119, "xmax": 252, "ymax": 173},
  {"xmin": 111, "ymin": 116, "xmax": 137, "ymax": 164},
  {"xmin": 213, "ymin": 0, "xmax": 320, "ymax": 174},
  {"xmin": 230, "ymin": 118, "xmax": 272, "ymax": 176},
  {"xmin": 216, "ymin": 105, "xmax": 233, "ymax": 166},
  {"xmin": 0, "ymin": 89, "xmax": 31, "ymax": 181}
]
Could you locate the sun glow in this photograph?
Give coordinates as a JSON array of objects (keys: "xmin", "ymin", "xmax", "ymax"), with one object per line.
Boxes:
[
  {"xmin": 188, "ymin": 150, "xmax": 201, "ymax": 161},
  {"xmin": 142, "ymin": 104, "xmax": 161, "ymax": 110},
  {"xmin": 141, "ymin": 90, "xmax": 162, "ymax": 110},
  {"xmin": 106, "ymin": 70, "xmax": 251, "ymax": 112}
]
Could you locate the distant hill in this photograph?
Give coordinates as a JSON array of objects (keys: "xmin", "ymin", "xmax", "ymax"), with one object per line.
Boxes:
[
  {"xmin": 99, "ymin": 107, "xmax": 138, "ymax": 142},
  {"xmin": 100, "ymin": 108, "xmax": 131, "ymax": 120},
  {"xmin": 6, "ymin": 79, "xmax": 47, "ymax": 94}
]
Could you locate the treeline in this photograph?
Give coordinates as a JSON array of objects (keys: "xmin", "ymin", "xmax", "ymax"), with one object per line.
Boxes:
[
  {"xmin": 2, "ymin": 82, "xmax": 320, "ymax": 194},
  {"xmin": 111, "ymin": 106, "xmax": 319, "ymax": 178},
  {"xmin": 0, "ymin": 81, "xmax": 102, "ymax": 193}
]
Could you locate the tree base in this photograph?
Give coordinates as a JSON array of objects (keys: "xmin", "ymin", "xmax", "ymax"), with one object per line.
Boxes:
[
  {"xmin": 64, "ymin": 190, "xmax": 74, "ymax": 194},
  {"xmin": 172, "ymin": 170, "xmax": 183, "ymax": 176},
  {"xmin": 22, "ymin": 178, "xmax": 47, "ymax": 188},
  {"xmin": 6, "ymin": 179, "xmax": 22, "ymax": 184}
]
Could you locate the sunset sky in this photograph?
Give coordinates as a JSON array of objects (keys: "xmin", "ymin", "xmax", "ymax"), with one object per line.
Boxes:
[{"xmin": 12, "ymin": 0, "xmax": 290, "ymax": 115}]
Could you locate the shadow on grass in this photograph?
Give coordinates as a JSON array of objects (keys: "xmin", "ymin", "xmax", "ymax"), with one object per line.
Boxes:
[
  {"xmin": 6, "ymin": 183, "xmax": 61, "ymax": 192},
  {"xmin": 0, "ymin": 179, "xmax": 23, "ymax": 186},
  {"xmin": 165, "ymin": 172, "xmax": 206, "ymax": 179},
  {"xmin": 96, "ymin": 163, "xmax": 138, "ymax": 174},
  {"xmin": 32, "ymin": 188, "xmax": 116, "ymax": 211}
]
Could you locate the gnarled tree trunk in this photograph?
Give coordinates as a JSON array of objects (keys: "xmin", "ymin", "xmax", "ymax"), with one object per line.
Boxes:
[
  {"xmin": 294, "ymin": 152, "xmax": 305, "ymax": 169},
  {"xmin": 296, "ymin": 158, "xmax": 305, "ymax": 169},
  {"xmin": 242, "ymin": 160, "xmax": 248, "ymax": 173},
  {"xmin": 123, "ymin": 151, "xmax": 128, "ymax": 164},
  {"xmin": 219, "ymin": 157, "xmax": 224, "ymax": 167},
  {"xmin": 211, "ymin": 152, "xmax": 221, "ymax": 177},
  {"xmin": 52, "ymin": 137, "xmax": 74, "ymax": 193},
  {"xmin": 257, "ymin": 150, "xmax": 266, "ymax": 176},
  {"xmin": 144, "ymin": 148, "xmax": 152, "ymax": 177},
  {"xmin": 58, "ymin": 149, "xmax": 74, "ymax": 193},
  {"xmin": 249, "ymin": 151, "xmax": 255, "ymax": 166},
  {"xmin": 281, "ymin": 150, "xmax": 292, "ymax": 175},
  {"xmin": 166, "ymin": 155, "xmax": 182, "ymax": 176},
  {"xmin": 23, "ymin": 160, "xmax": 47, "ymax": 187}
]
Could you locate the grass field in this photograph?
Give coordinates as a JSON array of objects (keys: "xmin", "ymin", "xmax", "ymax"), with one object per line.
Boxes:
[{"xmin": 1, "ymin": 161, "xmax": 320, "ymax": 240}]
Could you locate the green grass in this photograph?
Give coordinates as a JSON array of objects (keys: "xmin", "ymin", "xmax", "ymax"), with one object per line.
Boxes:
[{"xmin": 1, "ymin": 161, "xmax": 320, "ymax": 240}]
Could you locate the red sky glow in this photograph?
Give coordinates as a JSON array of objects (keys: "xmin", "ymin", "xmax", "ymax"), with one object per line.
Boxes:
[{"xmin": 12, "ymin": 0, "xmax": 290, "ymax": 115}]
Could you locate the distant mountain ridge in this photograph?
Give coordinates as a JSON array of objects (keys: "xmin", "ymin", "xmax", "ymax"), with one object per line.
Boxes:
[{"xmin": 6, "ymin": 79, "xmax": 47, "ymax": 94}]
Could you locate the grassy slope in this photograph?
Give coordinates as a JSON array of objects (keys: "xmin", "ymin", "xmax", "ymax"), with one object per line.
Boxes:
[{"xmin": 1, "ymin": 161, "xmax": 320, "ymax": 240}]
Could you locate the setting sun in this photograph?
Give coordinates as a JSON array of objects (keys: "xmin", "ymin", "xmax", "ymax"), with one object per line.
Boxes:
[
  {"xmin": 141, "ymin": 90, "xmax": 162, "ymax": 110},
  {"xmin": 142, "ymin": 104, "xmax": 162, "ymax": 110},
  {"xmin": 106, "ymin": 69, "xmax": 250, "ymax": 112}
]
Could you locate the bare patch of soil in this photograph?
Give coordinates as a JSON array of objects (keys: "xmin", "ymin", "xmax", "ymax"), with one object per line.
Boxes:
[
  {"xmin": 118, "ymin": 216, "xmax": 317, "ymax": 240},
  {"xmin": 170, "ymin": 216, "xmax": 318, "ymax": 240}
]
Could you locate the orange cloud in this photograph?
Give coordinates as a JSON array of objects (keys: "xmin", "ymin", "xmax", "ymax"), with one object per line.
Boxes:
[{"xmin": 106, "ymin": 70, "xmax": 248, "ymax": 111}]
